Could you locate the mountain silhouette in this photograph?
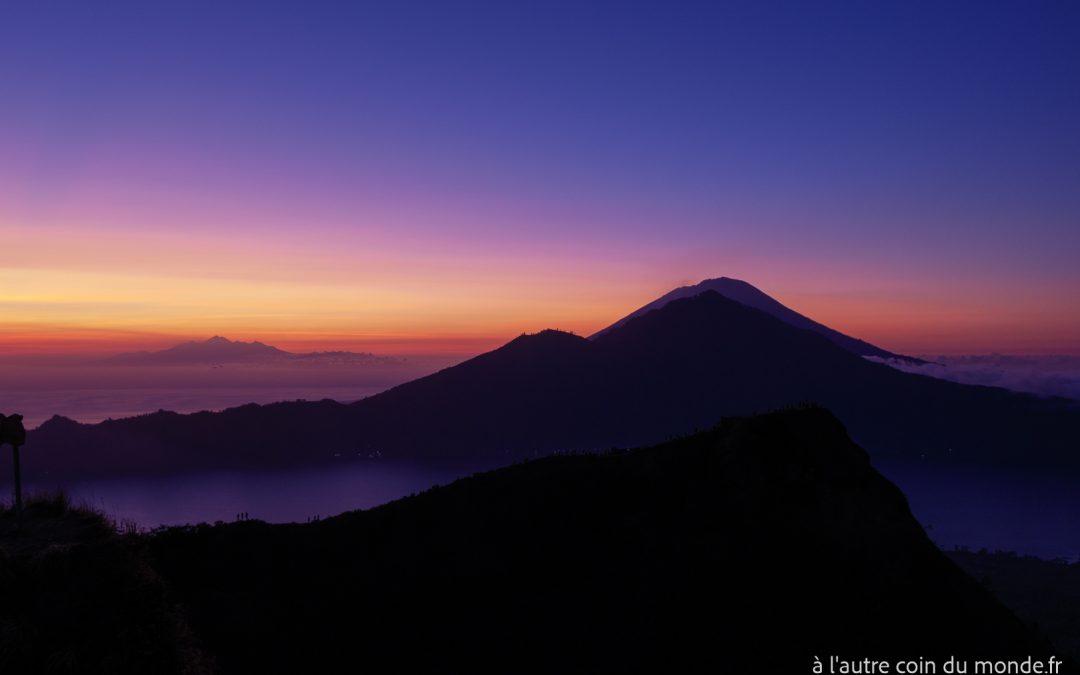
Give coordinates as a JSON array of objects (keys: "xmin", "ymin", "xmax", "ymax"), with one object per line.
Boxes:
[
  {"xmin": 25, "ymin": 291, "xmax": 1080, "ymax": 480},
  {"xmin": 143, "ymin": 409, "xmax": 1067, "ymax": 674},
  {"xmin": 106, "ymin": 336, "xmax": 399, "ymax": 366},
  {"xmin": 108, "ymin": 336, "xmax": 288, "ymax": 365},
  {"xmin": 593, "ymin": 276, "xmax": 921, "ymax": 361}
]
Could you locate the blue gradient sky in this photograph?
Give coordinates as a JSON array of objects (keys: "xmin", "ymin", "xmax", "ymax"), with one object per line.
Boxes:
[{"xmin": 2, "ymin": 1, "xmax": 1079, "ymax": 354}]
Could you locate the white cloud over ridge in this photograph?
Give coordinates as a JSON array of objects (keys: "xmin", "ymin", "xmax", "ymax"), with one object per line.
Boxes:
[{"xmin": 870, "ymin": 355, "xmax": 1080, "ymax": 402}]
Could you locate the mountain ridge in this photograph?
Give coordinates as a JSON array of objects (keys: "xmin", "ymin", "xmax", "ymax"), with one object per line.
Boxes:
[
  {"xmin": 23, "ymin": 290, "xmax": 1080, "ymax": 481},
  {"xmin": 106, "ymin": 335, "xmax": 401, "ymax": 366},
  {"xmin": 593, "ymin": 276, "xmax": 923, "ymax": 362}
]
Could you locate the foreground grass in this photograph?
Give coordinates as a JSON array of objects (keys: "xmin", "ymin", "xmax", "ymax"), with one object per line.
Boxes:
[{"xmin": 0, "ymin": 491, "xmax": 213, "ymax": 675}]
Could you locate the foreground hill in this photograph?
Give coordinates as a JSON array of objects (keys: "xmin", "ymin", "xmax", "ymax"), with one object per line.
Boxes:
[
  {"xmin": 25, "ymin": 291, "xmax": 1080, "ymax": 480},
  {"xmin": 0, "ymin": 495, "xmax": 211, "ymax": 674},
  {"xmin": 144, "ymin": 409, "xmax": 1068, "ymax": 674},
  {"xmin": 948, "ymin": 550, "xmax": 1080, "ymax": 664}
]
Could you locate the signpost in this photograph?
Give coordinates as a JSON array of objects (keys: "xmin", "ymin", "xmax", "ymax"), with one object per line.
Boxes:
[{"xmin": 0, "ymin": 413, "xmax": 27, "ymax": 532}]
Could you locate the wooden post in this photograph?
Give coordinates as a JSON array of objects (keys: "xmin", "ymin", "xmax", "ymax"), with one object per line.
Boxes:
[{"xmin": 12, "ymin": 444, "xmax": 22, "ymax": 532}]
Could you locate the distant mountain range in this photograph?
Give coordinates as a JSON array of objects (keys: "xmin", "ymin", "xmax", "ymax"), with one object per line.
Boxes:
[
  {"xmin": 106, "ymin": 336, "xmax": 402, "ymax": 366},
  {"xmin": 25, "ymin": 283, "xmax": 1080, "ymax": 481},
  {"xmin": 593, "ymin": 277, "xmax": 923, "ymax": 362}
]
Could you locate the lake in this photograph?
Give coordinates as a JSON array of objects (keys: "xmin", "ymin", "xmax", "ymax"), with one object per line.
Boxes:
[
  {"xmin": 876, "ymin": 460, "xmax": 1080, "ymax": 561},
  {"xmin": 43, "ymin": 462, "xmax": 471, "ymax": 528},
  {"xmin": 0, "ymin": 356, "xmax": 462, "ymax": 428},
  {"xmin": 15, "ymin": 458, "xmax": 1078, "ymax": 561}
]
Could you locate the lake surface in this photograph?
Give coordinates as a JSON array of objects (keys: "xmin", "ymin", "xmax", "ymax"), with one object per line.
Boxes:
[
  {"xmin": 876, "ymin": 460, "xmax": 1080, "ymax": 561},
  {"xmin": 1, "ymin": 356, "xmax": 462, "ymax": 428},
  {"xmin": 44, "ymin": 462, "xmax": 471, "ymax": 528},
  {"xmin": 13, "ymin": 458, "xmax": 1076, "ymax": 561}
]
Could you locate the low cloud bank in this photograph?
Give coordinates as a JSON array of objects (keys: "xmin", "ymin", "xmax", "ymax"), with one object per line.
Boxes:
[{"xmin": 870, "ymin": 355, "xmax": 1080, "ymax": 402}]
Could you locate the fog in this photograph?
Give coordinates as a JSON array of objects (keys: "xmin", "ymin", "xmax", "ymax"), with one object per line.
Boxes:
[
  {"xmin": 870, "ymin": 354, "xmax": 1080, "ymax": 402},
  {"xmin": 0, "ymin": 355, "xmax": 462, "ymax": 428}
]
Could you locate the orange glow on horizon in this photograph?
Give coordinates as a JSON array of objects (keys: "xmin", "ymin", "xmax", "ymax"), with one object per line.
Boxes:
[{"xmin": 2, "ymin": 222, "xmax": 1078, "ymax": 358}]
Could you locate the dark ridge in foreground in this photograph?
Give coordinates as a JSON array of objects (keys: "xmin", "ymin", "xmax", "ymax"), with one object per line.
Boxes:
[
  {"xmin": 144, "ymin": 409, "xmax": 1069, "ymax": 674},
  {"xmin": 948, "ymin": 550, "xmax": 1080, "ymax": 663},
  {"xmin": 0, "ymin": 495, "xmax": 211, "ymax": 674}
]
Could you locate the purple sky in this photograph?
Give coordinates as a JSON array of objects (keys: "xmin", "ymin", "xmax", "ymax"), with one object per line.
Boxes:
[{"xmin": 2, "ymin": 1, "xmax": 1079, "ymax": 355}]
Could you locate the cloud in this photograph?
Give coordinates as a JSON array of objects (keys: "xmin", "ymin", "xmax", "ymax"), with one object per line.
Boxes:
[{"xmin": 870, "ymin": 355, "xmax": 1080, "ymax": 402}]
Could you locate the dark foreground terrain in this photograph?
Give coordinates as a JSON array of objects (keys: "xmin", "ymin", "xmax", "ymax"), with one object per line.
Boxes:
[
  {"xmin": 0, "ymin": 494, "xmax": 212, "ymax": 674},
  {"xmin": 948, "ymin": 550, "xmax": 1080, "ymax": 664},
  {"xmin": 1, "ymin": 409, "xmax": 1075, "ymax": 673}
]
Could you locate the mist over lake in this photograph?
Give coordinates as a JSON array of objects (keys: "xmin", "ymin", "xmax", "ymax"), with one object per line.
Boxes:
[
  {"xmin": 38, "ymin": 462, "xmax": 471, "ymax": 528},
  {"xmin": 875, "ymin": 460, "xmax": 1080, "ymax": 561},
  {"xmin": 0, "ymin": 355, "xmax": 462, "ymax": 428},
  {"xmin": 11, "ymin": 450, "xmax": 1078, "ymax": 562}
]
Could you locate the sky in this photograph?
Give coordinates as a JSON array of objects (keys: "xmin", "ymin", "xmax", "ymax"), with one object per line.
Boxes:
[{"xmin": 2, "ymin": 1, "xmax": 1079, "ymax": 356}]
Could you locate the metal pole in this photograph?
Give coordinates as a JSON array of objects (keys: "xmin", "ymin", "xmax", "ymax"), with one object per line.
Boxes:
[{"xmin": 13, "ymin": 445, "xmax": 22, "ymax": 532}]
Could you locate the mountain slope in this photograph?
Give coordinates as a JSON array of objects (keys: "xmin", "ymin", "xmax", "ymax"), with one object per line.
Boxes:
[
  {"xmin": 145, "ymin": 409, "xmax": 1069, "ymax": 674},
  {"xmin": 339, "ymin": 291, "xmax": 1079, "ymax": 465},
  {"xmin": 24, "ymin": 292, "xmax": 1080, "ymax": 480},
  {"xmin": 593, "ymin": 276, "xmax": 918, "ymax": 360}
]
